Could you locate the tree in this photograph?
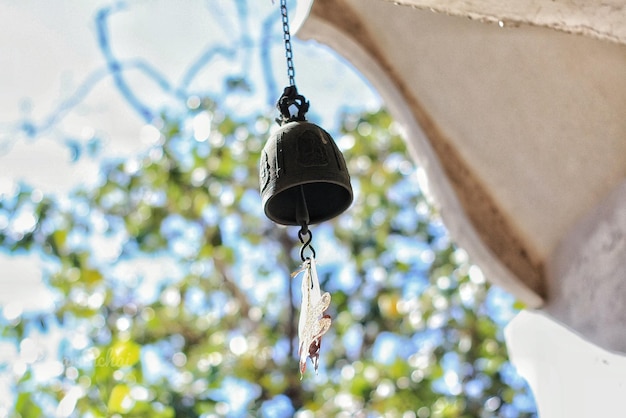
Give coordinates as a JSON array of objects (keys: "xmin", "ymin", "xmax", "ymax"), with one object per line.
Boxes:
[{"xmin": 0, "ymin": 94, "xmax": 536, "ymax": 417}]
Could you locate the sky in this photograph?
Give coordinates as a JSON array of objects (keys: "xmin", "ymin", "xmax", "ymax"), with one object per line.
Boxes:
[
  {"xmin": 0, "ymin": 0, "xmax": 381, "ymax": 317},
  {"xmin": 0, "ymin": 0, "xmax": 379, "ymax": 192}
]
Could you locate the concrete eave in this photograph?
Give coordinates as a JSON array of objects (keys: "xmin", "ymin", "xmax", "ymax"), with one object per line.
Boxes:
[
  {"xmin": 297, "ymin": 0, "xmax": 626, "ymax": 350},
  {"xmin": 389, "ymin": 0, "xmax": 626, "ymax": 46}
]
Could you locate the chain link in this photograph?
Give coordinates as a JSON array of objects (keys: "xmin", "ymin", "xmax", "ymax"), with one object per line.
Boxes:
[
  {"xmin": 298, "ymin": 226, "xmax": 316, "ymax": 261},
  {"xmin": 280, "ymin": 0, "xmax": 296, "ymax": 86}
]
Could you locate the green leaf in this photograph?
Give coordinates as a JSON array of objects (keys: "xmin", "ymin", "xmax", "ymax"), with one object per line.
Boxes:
[
  {"xmin": 107, "ymin": 384, "xmax": 131, "ymax": 413},
  {"xmin": 15, "ymin": 392, "xmax": 43, "ymax": 417},
  {"xmin": 81, "ymin": 268, "xmax": 103, "ymax": 286},
  {"xmin": 109, "ymin": 340, "xmax": 142, "ymax": 368}
]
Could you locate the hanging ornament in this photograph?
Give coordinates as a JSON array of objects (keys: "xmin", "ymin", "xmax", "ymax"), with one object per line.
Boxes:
[
  {"xmin": 293, "ymin": 255, "xmax": 331, "ymax": 377},
  {"xmin": 260, "ymin": 0, "xmax": 353, "ymax": 378}
]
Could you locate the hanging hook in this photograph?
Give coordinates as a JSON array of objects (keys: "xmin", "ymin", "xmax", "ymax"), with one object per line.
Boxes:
[{"xmin": 298, "ymin": 225, "xmax": 316, "ymax": 262}]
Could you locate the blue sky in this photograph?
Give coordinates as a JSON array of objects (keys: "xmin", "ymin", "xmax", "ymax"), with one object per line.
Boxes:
[{"xmin": 0, "ymin": 0, "xmax": 380, "ymax": 315}]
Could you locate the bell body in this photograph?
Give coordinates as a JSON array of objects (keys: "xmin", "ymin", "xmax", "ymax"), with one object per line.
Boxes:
[{"xmin": 260, "ymin": 121, "xmax": 353, "ymax": 225}]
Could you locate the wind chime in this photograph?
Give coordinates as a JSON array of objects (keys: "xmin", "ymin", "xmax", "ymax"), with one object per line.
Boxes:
[{"xmin": 259, "ymin": 0, "xmax": 353, "ymax": 378}]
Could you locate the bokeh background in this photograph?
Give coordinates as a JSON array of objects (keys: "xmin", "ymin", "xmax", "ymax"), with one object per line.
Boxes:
[{"xmin": 0, "ymin": 1, "xmax": 536, "ymax": 417}]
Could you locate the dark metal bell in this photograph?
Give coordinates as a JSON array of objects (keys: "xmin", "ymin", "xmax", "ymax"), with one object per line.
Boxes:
[{"xmin": 260, "ymin": 121, "xmax": 353, "ymax": 226}]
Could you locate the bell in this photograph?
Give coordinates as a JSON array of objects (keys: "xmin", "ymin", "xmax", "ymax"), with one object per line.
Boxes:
[{"xmin": 260, "ymin": 121, "xmax": 353, "ymax": 226}]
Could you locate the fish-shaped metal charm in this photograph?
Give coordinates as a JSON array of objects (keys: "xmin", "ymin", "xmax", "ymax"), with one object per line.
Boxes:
[{"xmin": 294, "ymin": 257, "xmax": 331, "ymax": 378}]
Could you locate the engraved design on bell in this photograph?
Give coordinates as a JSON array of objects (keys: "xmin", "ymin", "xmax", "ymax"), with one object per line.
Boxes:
[
  {"xmin": 260, "ymin": 150, "xmax": 271, "ymax": 193},
  {"xmin": 297, "ymin": 129, "xmax": 329, "ymax": 167}
]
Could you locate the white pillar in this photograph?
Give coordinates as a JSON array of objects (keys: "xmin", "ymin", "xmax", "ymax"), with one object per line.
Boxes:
[{"xmin": 505, "ymin": 311, "xmax": 626, "ymax": 418}]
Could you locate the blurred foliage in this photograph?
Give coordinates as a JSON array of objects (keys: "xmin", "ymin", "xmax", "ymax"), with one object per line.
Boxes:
[{"xmin": 0, "ymin": 98, "xmax": 536, "ymax": 417}]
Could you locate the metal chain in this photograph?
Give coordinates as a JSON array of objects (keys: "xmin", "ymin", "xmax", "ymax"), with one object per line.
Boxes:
[{"xmin": 280, "ymin": 0, "xmax": 296, "ymax": 87}]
